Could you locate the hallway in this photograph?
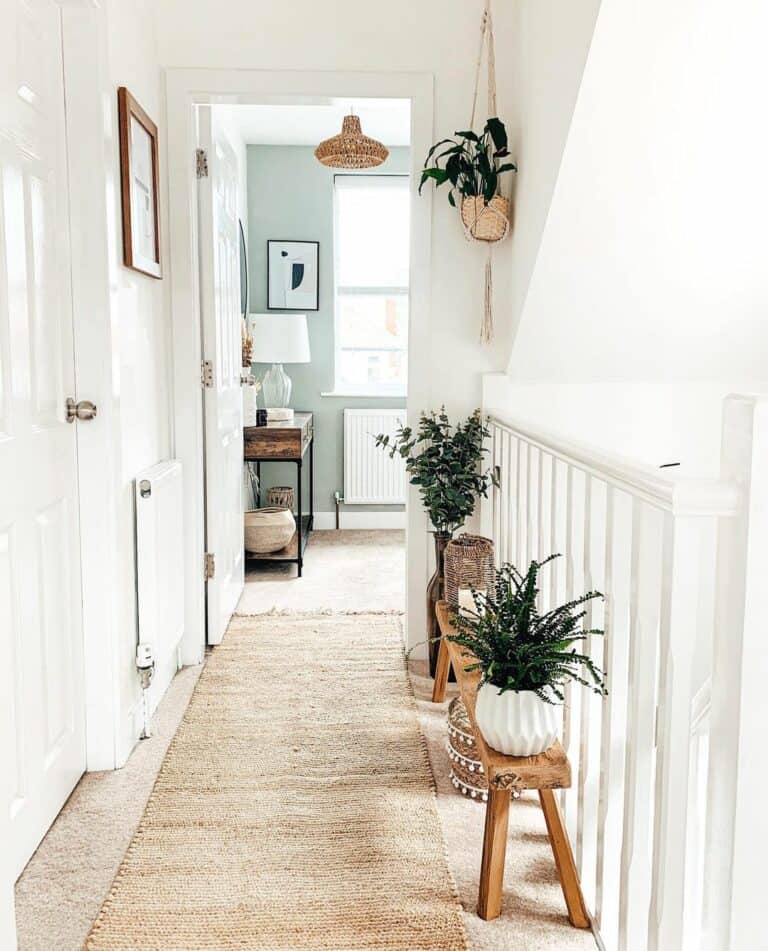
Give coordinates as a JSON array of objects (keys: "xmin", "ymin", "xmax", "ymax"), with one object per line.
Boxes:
[{"xmin": 15, "ymin": 532, "xmax": 592, "ymax": 950}]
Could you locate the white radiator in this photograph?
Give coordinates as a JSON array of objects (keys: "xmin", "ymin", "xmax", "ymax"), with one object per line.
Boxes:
[
  {"xmin": 134, "ymin": 460, "xmax": 184, "ymax": 715},
  {"xmin": 344, "ymin": 409, "xmax": 407, "ymax": 504}
]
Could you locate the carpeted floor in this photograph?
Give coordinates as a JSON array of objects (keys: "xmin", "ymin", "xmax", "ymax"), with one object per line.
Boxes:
[
  {"xmin": 239, "ymin": 529, "xmax": 405, "ymax": 615},
  {"xmin": 410, "ymin": 663, "xmax": 594, "ymax": 951},
  {"xmin": 15, "ymin": 531, "xmax": 595, "ymax": 950},
  {"xmin": 14, "ymin": 666, "xmax": 203, "ymax": 951},
  {"xmin": 85, "ymin": 614, "xmax": 466, "ymax": 950}
]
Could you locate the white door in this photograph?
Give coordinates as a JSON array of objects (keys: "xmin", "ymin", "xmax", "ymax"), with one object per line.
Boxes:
[
  {"xmin": 197, "ymin": 109, "xmax": 244, "ymax": 645},
  {"xmin": 0, "ymin": 0, "xmax": 86, "ymax": 880}
]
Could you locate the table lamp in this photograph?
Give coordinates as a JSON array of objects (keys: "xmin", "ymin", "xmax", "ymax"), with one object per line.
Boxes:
[{"xmin": 249, "ymin": 313, "xmax": 311, "ymax": 421}]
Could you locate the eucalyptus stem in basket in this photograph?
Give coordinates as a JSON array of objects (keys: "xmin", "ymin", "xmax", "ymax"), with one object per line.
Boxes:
[
  {"xmin": 376, "ymin": 408, "xmax": 498, "ymax": 677},
  {"xmin": 374, "ymin": 408, "xmax": 497, "ymax": 535}
]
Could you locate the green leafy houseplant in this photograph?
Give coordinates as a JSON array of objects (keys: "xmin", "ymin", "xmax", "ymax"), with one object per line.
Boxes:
[
  {"xmin": 419, "ymin": 118, "xmax": 517, "ymax": 208},
  {"xmin": 376, "ymin": 408, "xmax": 498, "ymax": 677},
  {"xmin": 452, "ymin": 555, "xmax": 608, "ymax": 703},
  {"xmin": 375, "ymin": 408, "xmax": 497, "ymax": 535}
]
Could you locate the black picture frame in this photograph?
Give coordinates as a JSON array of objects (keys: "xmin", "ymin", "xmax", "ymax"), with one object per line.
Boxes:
[{"xmin": 267, "ymin": 240, "xmax": 319, "ymax": 312}]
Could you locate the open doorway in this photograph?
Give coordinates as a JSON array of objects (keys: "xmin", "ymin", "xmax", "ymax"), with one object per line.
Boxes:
[{"xmin": 192, "ymin": 89, "xmax": 422, "ymax": 641}]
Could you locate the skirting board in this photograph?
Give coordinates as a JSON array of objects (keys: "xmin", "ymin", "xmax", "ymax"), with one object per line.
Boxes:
[{"xmin": 313, "ymin": 511, "xmax": 406, "ymax": 531}]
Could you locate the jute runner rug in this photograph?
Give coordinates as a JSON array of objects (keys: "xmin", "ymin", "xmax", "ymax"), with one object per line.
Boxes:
[{"xmin": 86, "ymin": 614, "xmax": 466, "ymax": 950}]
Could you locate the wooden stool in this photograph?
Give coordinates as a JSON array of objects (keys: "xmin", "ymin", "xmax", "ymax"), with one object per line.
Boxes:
[{"xmin": 432, "ymin": 602, "xmax": 590, "ymax": 927}]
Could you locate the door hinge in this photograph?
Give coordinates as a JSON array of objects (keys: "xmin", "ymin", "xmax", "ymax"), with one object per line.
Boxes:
[
  {"xmin": 196, "ymin": 148, "xmax": 209, "ymax": 178},
  {"xmin": 201, "ymin": 359, "xmax": 214, "ymax": 388},
  {"xmin": 204, "ymin": 552, "xmax": 215, "ymax": 580}
]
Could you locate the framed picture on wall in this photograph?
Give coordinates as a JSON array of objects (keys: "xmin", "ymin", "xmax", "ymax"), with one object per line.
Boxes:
[
  {"xmin": 117, "ymin": 87, "xmax": 162, "ymax": 279},
  {"xmin": 267, "ymin": 240, "xmax": 319, "ymax": 311}
]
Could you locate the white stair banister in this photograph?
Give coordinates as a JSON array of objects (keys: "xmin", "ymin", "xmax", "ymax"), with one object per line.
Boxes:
[
  {"xmin": 480, "ymin": 412, "xmax": 743, "ymax": 951},
  {"xmin": 595, "ymin": 487, "xmax": 632, "ymax": 946},
  {"xmin": 619, "ymin": 500, "xmax": 662, "ymax": 951},
  {"xmin": 648, "ymin": 506, "xmax": 705, "ymax": 950}
]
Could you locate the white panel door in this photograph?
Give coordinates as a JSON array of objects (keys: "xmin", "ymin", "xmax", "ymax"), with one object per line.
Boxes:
[
  {"xmin": 198, "ymin": 109, "xmax": 244, "ymax": 645},
  {"xmin": 0, "ymin": 1, "xmax": 86, "ymax": 880}
]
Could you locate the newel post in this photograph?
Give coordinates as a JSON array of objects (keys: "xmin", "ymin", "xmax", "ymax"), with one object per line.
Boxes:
[{"xmin": 703, "ymin": 395, "xmax": 768, "ymax": 951}]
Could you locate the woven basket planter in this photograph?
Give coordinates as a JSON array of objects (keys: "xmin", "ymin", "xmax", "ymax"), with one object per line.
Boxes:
[
  {"xmin": 447, "ymin": 697, "xmax": 521, "ymax": 804},
  {"xmin": 461, "ymin": 195, "xmax": 509, "ymax": 242},
  {"xmin": 444, "ymin": 534, "xmax": 495, "ymax": 608},
  {"xmin": 266, "ymin": 486, "xmax": 295, "ymax": 511},
  {"xmin": 244, "ymin": 507, "xmax": 295, "ymax": 554},
  {"xmin": 447, "ymin": 698, "xmax": 488, "ymax": 803}
]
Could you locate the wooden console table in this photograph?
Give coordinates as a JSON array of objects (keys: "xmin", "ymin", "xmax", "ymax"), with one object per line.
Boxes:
[
  {"xmin": 432, "ymin": 601, "xmax": 589, "ymax": 927},
  {"xmin": 243, "ymin": 412, "xmax": 313, "ymax": 577}
]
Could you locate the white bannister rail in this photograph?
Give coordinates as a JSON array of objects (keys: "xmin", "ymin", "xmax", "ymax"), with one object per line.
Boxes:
[{"xmin": 480, "ymin": 410, "xmax": 748, "ymax": 951}]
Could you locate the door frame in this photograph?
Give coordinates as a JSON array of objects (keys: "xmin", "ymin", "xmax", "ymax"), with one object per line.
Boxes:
[
  {"xmin": 165, "ymin": 68, "xmax": 434, "ymax": 665},
  {"xmin": 196, "ymin": 107, "xmax": 246, "ymax": 644}
]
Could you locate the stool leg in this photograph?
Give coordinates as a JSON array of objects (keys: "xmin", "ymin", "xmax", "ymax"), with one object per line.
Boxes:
[
  {"xmin": 431, "ymin": 636, "xmax": 451, "ymax": 703},
  {"xmin": 478, "ymin": 787, "xmax": 511, "ymax": 920},
  {"xmin": 539, "ymin": 789, "xmax": 590, "ymax": 928}
]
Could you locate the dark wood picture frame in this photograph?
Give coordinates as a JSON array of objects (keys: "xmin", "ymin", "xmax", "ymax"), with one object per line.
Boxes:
[
  {"xmin": 117, "ymin": 87, "xmax": 162, "ymax": 279},
  {"xmin": 267, "ymin": 240, "xmax": 320, "ymax": 311}
]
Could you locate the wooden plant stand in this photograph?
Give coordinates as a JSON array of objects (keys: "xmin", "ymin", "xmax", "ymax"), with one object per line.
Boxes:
[{"xmin": 432, "ymin": 601, "xmax": 590, "ymax": 927}]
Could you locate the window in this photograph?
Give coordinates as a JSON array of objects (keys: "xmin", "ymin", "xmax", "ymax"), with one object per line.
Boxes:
[{"xmin": 333, "ymin": 175, "xmax": 409, "ymax": 395}]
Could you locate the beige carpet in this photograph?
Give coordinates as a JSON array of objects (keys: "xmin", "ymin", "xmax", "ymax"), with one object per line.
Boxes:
[
  {"xmin": 239, "ymin": 529, "xmax": 405, "ymax": 615},
  {"xmin": 14, "ymin": 666, "xmax": 202, "ymax": 951},
  {"xmin": 85, "ymin": 614, "xmax": 466, "ymax": 950}
]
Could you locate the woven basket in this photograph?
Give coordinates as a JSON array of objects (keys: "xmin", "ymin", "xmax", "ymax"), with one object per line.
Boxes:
[
  {"xmin": 244, "ymin": 507, "xmax": 295, "ymax": 554},
  {"xmin": 447, "ymin": 697, "xmax": 488, "ymax": 803},
  {"xmin": 266, "ymin": 486, "xmax": 295, "ymax": 511},
  {"xmin": 444, "ymin": 534, "xmax": 495, "ymax": 607},
  {"xmin": 447, "ymin": 697, "xmax": 521, "ymax": 804},
  {"xmin": 461, "ymin": 195, "xmax": 509, "ymax": 242}
]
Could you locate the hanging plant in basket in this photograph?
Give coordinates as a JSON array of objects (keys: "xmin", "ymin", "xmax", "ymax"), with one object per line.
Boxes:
[
  {"xmin": 419, "ymin": 118, "xmax": 516, "ymax": 243},
  {"xmin": 417, "ymin": 0, "xmax": 516, "ymax": 343}
]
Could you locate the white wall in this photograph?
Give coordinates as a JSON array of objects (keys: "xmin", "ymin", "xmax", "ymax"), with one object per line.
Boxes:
[
  {"xmin": 509, "ymin": 0, "xmax": 768, "ymax": 386},
  {"xmin": 484, "ymin": 375, "xmax": 768, "ymax": 474},
  {"xmin": 489, "ymin": 0, "xmax": 768, "ymax": 473},
  {"xmin": 96, "ymin": 0, "xmax": 174, "ymax": 764},
  {"xmin": 154, "ymin": 0, "xmax": 518, "ymax": 416},
  {"xmin": 500, "ymin": 0, "xmax": 602, "ymax": 357}
]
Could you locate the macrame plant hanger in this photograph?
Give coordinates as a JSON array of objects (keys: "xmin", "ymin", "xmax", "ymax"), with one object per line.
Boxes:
[{"xmin": 466, "ymin": 0, "xmax": 508, "ymax": 344}]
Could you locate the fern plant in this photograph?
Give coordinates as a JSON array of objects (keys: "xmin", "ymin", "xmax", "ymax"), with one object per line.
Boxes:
[
  {"xmin": 375, "ymin": 408, "xmax": 497, "ymax": 535},
  {"xmin": 450, "ymin": 555, "xmax": 607, "ymax": 703}
]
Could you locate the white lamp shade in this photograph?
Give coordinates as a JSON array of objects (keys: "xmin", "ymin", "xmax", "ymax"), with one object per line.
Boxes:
[{"xmin": 250, "ymin": 313, "xmax": 311, "ymax": 364}]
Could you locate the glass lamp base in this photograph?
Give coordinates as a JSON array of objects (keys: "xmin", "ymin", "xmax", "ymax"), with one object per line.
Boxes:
[{"xmin": 261, "ymin": 363, "xmax": 292, "ymax": 410}]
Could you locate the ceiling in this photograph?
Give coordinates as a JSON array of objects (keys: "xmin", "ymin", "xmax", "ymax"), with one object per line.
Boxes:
[{"xmin": 214, "ymin": 98, "xmax": 411, "ymax": 148}]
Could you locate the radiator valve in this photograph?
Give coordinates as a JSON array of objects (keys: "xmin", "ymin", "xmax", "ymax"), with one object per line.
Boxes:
[
  {"xmin": 136, "ymin": 643, "xmax": 155, "ymax": 688},
  {"xmin": 136, "ymin": 644, "xmax": 155, "ymax": 740}
]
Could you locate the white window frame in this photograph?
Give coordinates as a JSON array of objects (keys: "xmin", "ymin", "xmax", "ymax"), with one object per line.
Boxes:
[{"xmin": 331, "ymin": 173, "xmax": 409, "ymax": 397}]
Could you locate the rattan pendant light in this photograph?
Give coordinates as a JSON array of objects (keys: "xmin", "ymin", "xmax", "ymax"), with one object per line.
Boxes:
[{"xmin": 314, "ymin": 113, "xmax": 389, "ymax": 169}]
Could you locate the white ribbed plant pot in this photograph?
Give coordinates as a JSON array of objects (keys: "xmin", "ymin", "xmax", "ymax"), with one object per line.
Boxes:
[{"xmin": 475, "ymin": 685, "xmax": 559, "ymax": 756}]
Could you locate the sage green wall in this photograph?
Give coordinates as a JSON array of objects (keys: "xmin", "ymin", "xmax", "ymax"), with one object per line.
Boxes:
[{"xmin": 247, "ymin": 144, "xmax": 410, "ymax": 516}]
